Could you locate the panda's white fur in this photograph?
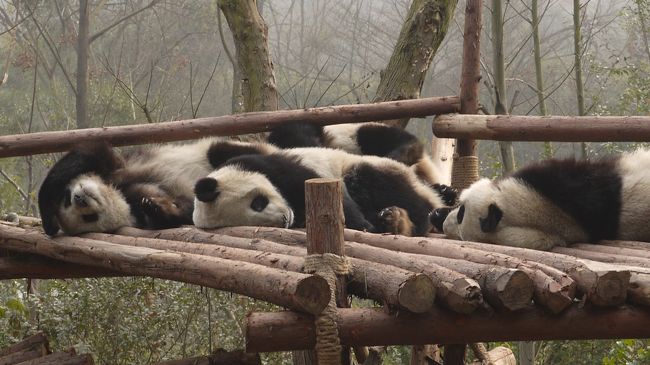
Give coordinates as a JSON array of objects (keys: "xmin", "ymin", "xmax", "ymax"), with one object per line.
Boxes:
[
  {"xmin": 193, "ymin": 165, "xmax": 294, "ymax": 229},
  {"xmin": 40, "ymin": 138, "xmax": 224, "ymax": 235},
  {"xmin": 194, "ymin": 146, "xmax": 445, "ymax": 236},
  {"xmin": 440, "ymin": 149, "xmax": 650, "ymax": 250},
  {"xmin": 56, "ymin": 174, "xmax": 134, "ymax": 234}
]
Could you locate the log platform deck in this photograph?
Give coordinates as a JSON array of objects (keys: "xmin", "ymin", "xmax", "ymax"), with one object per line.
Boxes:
[{"xmin": 1, "ymin": 216, "xmax": 648, "ymax": 351}]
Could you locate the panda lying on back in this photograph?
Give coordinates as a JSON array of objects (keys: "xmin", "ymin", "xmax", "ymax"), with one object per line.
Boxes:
[
  {"xmin": 268, "ymin": 122, "xmax": 457, "ymax": 206},
  {"xmin": 193, "ymin": 144, "xmax": 448, "ymax": 236},
  {"xmin": 38, "ymin": 139, "xmax": 277, "ymax": 236},
  {"xmin": 432, "ymin": 149, "xmax": 650, "ymax": 250}
]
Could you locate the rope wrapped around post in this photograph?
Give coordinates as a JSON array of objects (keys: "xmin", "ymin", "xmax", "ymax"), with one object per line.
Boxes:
[
  {"xmin": 451, "ymin": 155, "xmax": 480, "ymax": 191},
  {"xmin": 304, "ymin": 253, "xmax": 352, "ymax": 364},
  {"xmin": 303, "ymin": 178, "xmax": 352, "ymax": 365}
]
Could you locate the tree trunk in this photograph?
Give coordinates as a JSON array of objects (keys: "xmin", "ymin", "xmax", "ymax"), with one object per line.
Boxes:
[
  {"xmin": 532, "ymin": 0, "xmax": 552, "ymax": 159},
  {"xmin": 374, "ymin": 0, "xmax": 458, "ymax": 129},
  {"xmin": 217, "ymin": 0, "xmax": 278, "ymax": 113},
  {"xmin": 75, "ymin": 0, "xmax": 90, "ymax": 129},
  {"xmin": 492, "ymin": 0, "xmax": 515, "ymax": 173}
]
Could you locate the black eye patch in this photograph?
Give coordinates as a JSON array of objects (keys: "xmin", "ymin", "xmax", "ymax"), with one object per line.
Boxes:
[
  {"xmin": 457, "ymin": 204, "xmax": 465, "ymax": 224},
  {"xmin": 195, "ymin": 177, "xmax": 220, "ymax": 202},
  {"xmin": 250, "ymin": 195, "xmax": 269, "ymax": 212},
  {"xmin": 82, "ymin": 213, "xmax": 99, "ymax": 223}
]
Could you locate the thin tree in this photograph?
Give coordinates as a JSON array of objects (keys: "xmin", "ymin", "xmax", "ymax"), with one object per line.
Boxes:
[
  {"xmin": 492, "ymin": 0, "xmax": 515, "ymax": 172},
  {"xmin": 531, "ymin": 0, "xmax": 553, "ymax": 159},
  {"xmin": 573, "ymin": 0, "xmax": 588, "ymax": 159}
]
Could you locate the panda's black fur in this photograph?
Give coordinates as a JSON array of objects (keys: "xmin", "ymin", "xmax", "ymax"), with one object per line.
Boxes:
[
  {"xmin": 512, "ymin": 157, "xmax": 622, "ymax": 242},
  {"xmin": 435, "ymin": 149, "xmax": 650, "ymax": 250},
  {"xmin": 194, "ymin": 146, "xmax": 446, "ymax": 236},
  {"xmin": 38, "ymin": 138, "xmax": 226, "ymax": 236},
  {"xmin": 268, "ymin": 122, "xmax": 457, "ymax": 206}
]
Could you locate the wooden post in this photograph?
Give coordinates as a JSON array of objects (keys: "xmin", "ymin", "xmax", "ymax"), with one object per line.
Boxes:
[
  {"xmin": 298, "ymin": 178, "xmax": 348, "ymax": 365},
  {"xmin": 451, "ymin": 0, "xmax": 483, "ymax": 191}
]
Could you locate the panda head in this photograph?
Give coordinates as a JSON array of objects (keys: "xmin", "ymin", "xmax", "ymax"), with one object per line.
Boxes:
[
  {"xmin": 38, "ymin": 142, "xmax": 131, "ymax": 236},
  {"xmin": 192, "ymin": 166, "xmax": 295, "ymax": 229},
  {"xmin": 55, "ymin": 173, "xmax": 134, "ymax": 235},
  {"xmin": 440, "ymin": 178, "xmax": 503, "ymax": 241}
]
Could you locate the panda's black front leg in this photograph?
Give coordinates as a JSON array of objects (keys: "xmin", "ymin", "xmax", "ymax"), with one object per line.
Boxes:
[
  {"xmin": 140, "ymin": 195, "xmax": 194, "ymax": 228},
  {"xmin": 432, "ymin": 183, "xmax": 458, "ymax": 206},
  {"xmin": 124, "ymin": 183, "xmax": 193, "ymax": 229},
  {"xmin": 341, "ymin": 189, "xmax": 375, "ymax": 232}
]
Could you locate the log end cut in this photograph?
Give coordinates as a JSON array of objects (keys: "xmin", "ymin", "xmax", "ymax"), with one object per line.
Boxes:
[
  {"xmin": 295, "ymin": 275, "xmax": 331, "ymax": 315},
  {"xmin": 397, "ymin": 273, "xmax": 436, "ymax": 313}
]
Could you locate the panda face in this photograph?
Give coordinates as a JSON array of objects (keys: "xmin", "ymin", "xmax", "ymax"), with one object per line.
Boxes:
[
  {"xmin": 57, "ymin": 174, "xmax": 133, "ymax": 234},
  {"xmin": 192, "ymin": 166, "xmax": 294, "ymax": 229},
  {"xmin": 440, "ymin": 178, "xmax": 502, "ymax": 242}
]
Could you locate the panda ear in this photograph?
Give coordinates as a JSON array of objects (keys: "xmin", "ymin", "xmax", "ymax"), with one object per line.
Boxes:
[
  {"xmin": 194, "ymin": 177, "xmax": 220, "ymax": 202},
  {"xmin": 480, "ymin": 203, "xmax": 503, "ymax": 233}
]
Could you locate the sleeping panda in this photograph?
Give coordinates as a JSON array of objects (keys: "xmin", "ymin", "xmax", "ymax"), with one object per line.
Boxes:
[
  {"xmin": 432, "ymin": 149, "xmax": 650, "ymax": 250},
  {"xmin": 268, "ymin": 122, "xmax": 457, "ymax": 206},
  {"xmin": 38, "ymin": 138, "xmax": 245, "ymax": 236},
  {"xmin": 193, "ymin": 146, "xmax": 448, "ymax": 236}
]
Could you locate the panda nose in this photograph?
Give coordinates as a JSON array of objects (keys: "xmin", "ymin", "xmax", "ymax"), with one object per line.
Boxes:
[{"xmin": 74, "ymin": 194, "xmax": 88, "ymax": 207}]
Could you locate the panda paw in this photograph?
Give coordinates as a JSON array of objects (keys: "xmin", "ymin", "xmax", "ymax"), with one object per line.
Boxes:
[
  {"xmin": 432, "ymin": 183, "xmax": 458, "ymax": 206},
  {"xmin": 141, "ymin": 196, "xmax": 180, "ymax": 219},
  {"xmin": 378, "ymin": 206, "xmax": 415, "ymax": 236}
]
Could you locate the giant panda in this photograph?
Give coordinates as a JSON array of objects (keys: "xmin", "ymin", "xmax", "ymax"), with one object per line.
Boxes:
[
  {"xmin": 193, "ymin": 146, "xmax": 448, "ymax": 236},
  {"xmin": 37, "ymin": 138, "xmax": 264, "ymax": 236},
  {"xmin": 267, "ymin": 122, "xmax": 457, "ymax": 206},
  {"xmin": 432, "ymin": 149, "xmax": 650, "ymax": 250}
]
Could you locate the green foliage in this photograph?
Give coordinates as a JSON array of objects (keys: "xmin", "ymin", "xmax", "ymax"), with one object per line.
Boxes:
[{"xmin": 603, "ymin": 340, "xmax": 650, "ymax": 365}]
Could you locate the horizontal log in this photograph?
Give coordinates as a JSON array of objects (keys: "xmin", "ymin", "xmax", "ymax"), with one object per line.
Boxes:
[
  {"xmin": 206, "ymin": 227, "xmax": 482, "ymax": 313},
  {"xmin": 221, "ymin": 227, "xmax": 572, "ymax": 313},
  {"xmin": 0, "ymin": 332, "xmax": 49, "ymax": 357},
  {"xmin": 0, "ymin": 255, "xmax": 123, "ymax": 279},
  {"xmin": 150, "ymin": 349, "xmax": 260, "ymax": 365},
  {"xmin": 574, "ymin": 260, "xmax": 650, "ymax": 306},
  {"xmin": 17, "ymin": 351, "xmax": 93, "ymax": 365},
  {"xmin": 0, "ymin": 96, "xmax": 459, "ymax": 158},
  {"xmin": 86, "ymin": 232, "xmax": 435, "ymax": 313},
  {"xmin": 433, "ymin": 114, "xmax": 650, "ymax": 142},
  {"xmin": 0, "ymin": 348, "xmax": 43, "ymax": 364},
  {"xmin": 427, "ymin": 237, "xmax": 629, "ymax": 306},
  {"xmin": 245, "ymin": 305, "xmax": 650, "ymax": 352},
  {"xmin": 600, "ymin": 240, "xmax": 650, "ymax": 251},
  {"xmin": 0, "ymin": 223, "xmax": 329, "ymax": 315},
  {"xmin": 570, "ymin": 243, "xmax": 650, "ymax": 259},
  {"xmin": 552, "ymin": 246, "xmax": 650, "ymax": 268}
]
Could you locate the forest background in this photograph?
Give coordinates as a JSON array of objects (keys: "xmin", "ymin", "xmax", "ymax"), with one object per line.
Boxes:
[{"xmin": 0, "ymin": 0, "xmax": 648, "ymax": 364}]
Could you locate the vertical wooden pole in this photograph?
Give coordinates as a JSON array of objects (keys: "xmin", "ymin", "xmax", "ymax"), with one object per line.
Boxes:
[
  {"xmin": 295, "ymin": 178, "xmax": 349, "ymax": 365},
  {"xmin": 451, "ymin": 0, "xmax": 483, "ymax": 191},
  {"xmin": 446, "ymin": 0, "xmax": 484, "ymax": 362}
]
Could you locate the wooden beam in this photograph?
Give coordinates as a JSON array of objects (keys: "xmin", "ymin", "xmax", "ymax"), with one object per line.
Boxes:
[
  {"xmin": 434, "ymin": 114, "xmax": 650, "ymax": 142},
  {"xmin": 0, "ymin": 223, "xmax": 329, "ymax": 315},
  {"xmin": 456, "ymin": 0, "xmax": 483, "ymax": 157},
  {"xmin": 85, "ymin": 232, "xmax": 436, "ymax": 313},
  {"xmin": 245, "ymin": 305, "xmax": 650, "ymax": 352},
  {"xmin": 0, "ymin": 255, "xmax": 123, "ymax": 279},
  {"xmin": 0, "ymin": 96, "xmax": 459, "ymax": 158}
]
